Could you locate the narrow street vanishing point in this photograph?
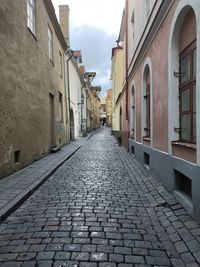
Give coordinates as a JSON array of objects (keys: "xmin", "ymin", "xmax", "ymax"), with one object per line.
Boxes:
[{"xmin": 1, "ymin": 128, "xmax": 200, "ymax": 267}]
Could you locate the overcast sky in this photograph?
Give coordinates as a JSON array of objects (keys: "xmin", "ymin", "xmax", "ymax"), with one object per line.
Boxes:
[{"xmin": 52, "ymin": 0, "xmax": 125, "ymax": 97}]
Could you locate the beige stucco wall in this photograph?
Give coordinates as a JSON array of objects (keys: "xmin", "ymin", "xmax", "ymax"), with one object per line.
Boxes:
[
  {"xmin": 67, "ymin": 56, "xmax": 82, "ymax": 139},
  {"xmin": 91, "ymin": 92, "xmax": 100, "ymax": 130},
  {"xmin": 111, "ymin": 48, "xmax": 123, "ymax": 132},
  {"xmin": 106, "ymin": 90, "xmax": 112, "ymax": 127},
  {"xmin": 0, "ymin": 0, "xmax": 69, "ymax": 178}
]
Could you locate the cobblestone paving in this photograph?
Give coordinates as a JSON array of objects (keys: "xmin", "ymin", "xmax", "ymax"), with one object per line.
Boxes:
[{"xmin": 0, "ymin": 127, "xmax": 200, "ymax": 266}]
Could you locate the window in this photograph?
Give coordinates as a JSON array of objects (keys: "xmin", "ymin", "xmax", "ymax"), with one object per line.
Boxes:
[
  {"xmin": 143, "ymin": 64, "xmax": 151, "ymax": 139},
  {"xmin": 74, "ymin": 55, "xmax": 82, "ymax": 64},
  {"xmin": 175, "ymin": 170, "xmax": 192, "ymax": 198},
  {"xmin": 131, "ymin": 85, "xmax": 135, "ymax": 138},
  {"xmin": 14, "ymin": 150, "xmax": 21, "ymax": 163},
  {"xmin": 146, "ymin": 84, "xmax": 150, "ymax": 137},
  {"xmin": 179, "ymin": 40, "xmax": 196, "ymax": 143},
  {"xmin": 59, "ymin": 51, "xmax": 63, "ymax": 77},
  {"xmin": 27, "ymin": 0, "xmax": 36, "ymax": 35},
  {"xmin": 144, "ymin": 84, "xmax": 150, "ymax": 137},
  {"xmin": 48, "ymin": 26, "xmax": 53, "ymax": 62},
  {"xmin": 144, "ymin": 152, "xmax": 150, "ymax": 168},
  {"xmin": 131, "ymin": 10, "xmax": 135, "ymax": 38},
  {"xmin": 59, "ymin": 92, "xmax": 63, "ymax": 122},
  {"xmin": 146, "ymin": 0, "xmax": 150, "ymax": 20}
]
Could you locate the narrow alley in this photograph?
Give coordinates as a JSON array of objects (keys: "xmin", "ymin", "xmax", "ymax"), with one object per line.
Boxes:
[{"xmin": 0, "ymin": 128, "xmax": 200, "ymax": 267}]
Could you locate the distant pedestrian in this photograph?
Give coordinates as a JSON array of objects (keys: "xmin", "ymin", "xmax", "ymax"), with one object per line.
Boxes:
[{"xmin": 102, "ymin": 118, "xmax": 106, "ymax": 126}]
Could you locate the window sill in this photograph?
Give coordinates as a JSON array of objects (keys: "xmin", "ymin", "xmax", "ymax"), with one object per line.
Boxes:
[
  {"xmin": 171, "ymin": 141, "xmax": 196, "ymax": 150},
  {"xmin": 27, "ymin": 27, "xmax": 37, "ymax": 41},
  {"xmin": 49, "ymin": 59, "xmax": 54, "ymax": 67},
  {"xmin": 143, "ymin": 137, "xmax": 151, "ymax": 141}
]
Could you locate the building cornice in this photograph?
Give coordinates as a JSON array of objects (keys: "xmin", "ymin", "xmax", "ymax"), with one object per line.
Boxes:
[
  {"xmin": 128, "ymin": 0, "xmax": 174, "ymax": 80},
  {"xmin": 111, "ymin": 46, "xmax": 123, "ymax": 59},
  {"xmin": 43, "ymin": 0, "xmax": 68, "ymax": 50}
]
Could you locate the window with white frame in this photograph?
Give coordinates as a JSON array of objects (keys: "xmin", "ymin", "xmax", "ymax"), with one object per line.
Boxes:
[
  {"xmin": 146, "ymin": 0, "xmax": 150, "ymax": 21},
  {"xmin": 131, "ymin": 85, "xmax": 135, "ymax": 138},
  {"xmin": 143, "ymin": 65, "xmax": 151, "ymax": 138},
  {"xmin": 144, "ymin": 84, "xmax": 150, "ymax": 137},
  {"xmin": 27, "ymin": 0, "xmax": 36, "ymax": 35},
  {"xmin": 48, "ymin": 26, "xmax": 53, "ymax": 62},
  {"xmin": 131, "ymin": 10, "xmax": 135, "ymax": 38},
  {"xmin": 179, "ymin": 40, "xmax": 196, "ymax": 143},
  {"xmin": 59, "ymin": 51, "xmax": 63, "ymax": 77},
  {"xmin": 59, "ymin": 92, "xmax": 63, "ymax": 122}
]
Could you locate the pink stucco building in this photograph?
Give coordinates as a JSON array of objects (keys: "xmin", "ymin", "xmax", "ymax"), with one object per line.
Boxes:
[{"xmin": 117, "ymin": 0, "xmax": 200, "ymax": 219}]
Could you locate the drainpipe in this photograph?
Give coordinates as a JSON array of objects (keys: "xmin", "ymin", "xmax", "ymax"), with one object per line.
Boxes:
[
  {"xmin": 65, "ymin": 49, "xmax": 74, "ymax": 140},
  {"xmin": 63, "ymin": 49, "xmax": 68, "ymax": 142},
  {"xmin": 80, "ymin": 83, "xmax": 85, "ymax": 133},
  {"xmin": 125, "ymin": 0, "xmax": 129, "ymax": 120}
]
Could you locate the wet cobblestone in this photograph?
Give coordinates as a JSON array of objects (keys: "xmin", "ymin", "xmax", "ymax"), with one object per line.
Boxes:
[{"xmin": 0, "ymin": 127, "xmax": 200, "ymax": 266}]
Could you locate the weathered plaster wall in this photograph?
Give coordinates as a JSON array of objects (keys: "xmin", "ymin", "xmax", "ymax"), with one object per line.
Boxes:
[
  {"xmin": 0, "ymin": 0, "xmax": 69, "ymax": 178},
  {"xmin": 68, "ymin": 58, "xmax": 82, "ymax": 139},
  {"xmin": 111, "ymin": 48, "xmax": 123, "ymax": 133},
  {"xmin": 129, "ymin": 0, "xmax": 179, "ymax": 152}
]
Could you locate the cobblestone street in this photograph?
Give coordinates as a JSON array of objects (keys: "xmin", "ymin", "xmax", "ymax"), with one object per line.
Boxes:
[{"xmin": 0, "ymin": 127, "xmax": 200, "ymax": 266}]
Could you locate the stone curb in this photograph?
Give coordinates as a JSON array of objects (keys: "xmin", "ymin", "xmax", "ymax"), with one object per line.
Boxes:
[
  {"xmin": 86, "ymin": 127, "xmax": 103, "ymax": 141},
  {"xmin": 0, "ymin": 145, "xmax": 81, "ymax": 223}
]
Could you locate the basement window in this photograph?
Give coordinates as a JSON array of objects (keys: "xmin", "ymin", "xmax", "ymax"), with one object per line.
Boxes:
[
  {"xmin": 14, "ymin": 150, "xmax": 20, "ymax": 163},
  {"xmin": 144, "ymin": 152, "xmax": 150, "ymax": 168},
  {"xmin": 175, "ymin": 170, "xmax": 192, "ymax": 198},
  {"xmin": 174, "ymin": 170, "xmax": 193, "ymax": 215}
]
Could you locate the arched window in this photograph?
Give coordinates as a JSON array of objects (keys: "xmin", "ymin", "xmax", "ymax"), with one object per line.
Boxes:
[
  {"xmin": 168, "ymin": 2, "xmax": 199, "ymax": 163},
  {"xmin": 130, "ymin": 85, "xmax": 135, "ymax": 138},
  {"xmin": 179, "ymin": 10, "xmax": 196, "ymax": 143},
  {"xmin": 143, "ymin": 65, "xmax": 151, "ymax": 138}
]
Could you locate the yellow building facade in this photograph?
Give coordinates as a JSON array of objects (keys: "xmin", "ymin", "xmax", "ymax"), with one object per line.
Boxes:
[
  {"xmin": 110, "ymin": 47, "xmax": 123, "ymax": 136},
  {"xmin": 91, "ymin": 87, "xmax": 101, "ymax": 130},
  {"xmin": 106, "ymin": 89, "xmax": 113, "ymax": 127}
]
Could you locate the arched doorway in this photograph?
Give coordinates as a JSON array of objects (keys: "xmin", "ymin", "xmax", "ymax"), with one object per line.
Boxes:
[{"xmin": 70, "ymin": 108, "xmax": 75, "ymax": 141}]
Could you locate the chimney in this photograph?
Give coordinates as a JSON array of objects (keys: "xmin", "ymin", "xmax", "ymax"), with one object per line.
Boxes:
[
  {"xmin": 59, "ymin": 5, "xmax": 70, "ymax": 45},
  {"xmin": 80, "ymin": 65, "xmax": 85, "ymax": 75}
]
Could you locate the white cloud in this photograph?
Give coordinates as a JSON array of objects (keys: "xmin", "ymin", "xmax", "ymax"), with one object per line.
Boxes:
[
  {"xmin": 52, "ymin": 0, "xmax": 125, "ymax": 97},
  {"xmin": 52, "ymin": 0, "xmax": 124, "ymax": 35},
  {"xmin": 70, "ymin": 25, "xmax": 114, "ymax": 96}
]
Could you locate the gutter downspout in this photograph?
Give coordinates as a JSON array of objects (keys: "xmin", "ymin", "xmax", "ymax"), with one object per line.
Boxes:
[
  {"xmin": 125, "ymin": 0, "xmax": 129, "ymax": 121},
  {"xmin": 63, "ymin": 48, "xmax": 69, "ymax": 142},
  {"xmin": 80, "ymin": 83, "xmax": 86, "ymax": 134},
  {"xmin": 65, "ymin": 49, "xmax": 74, "ymax": 140}
]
